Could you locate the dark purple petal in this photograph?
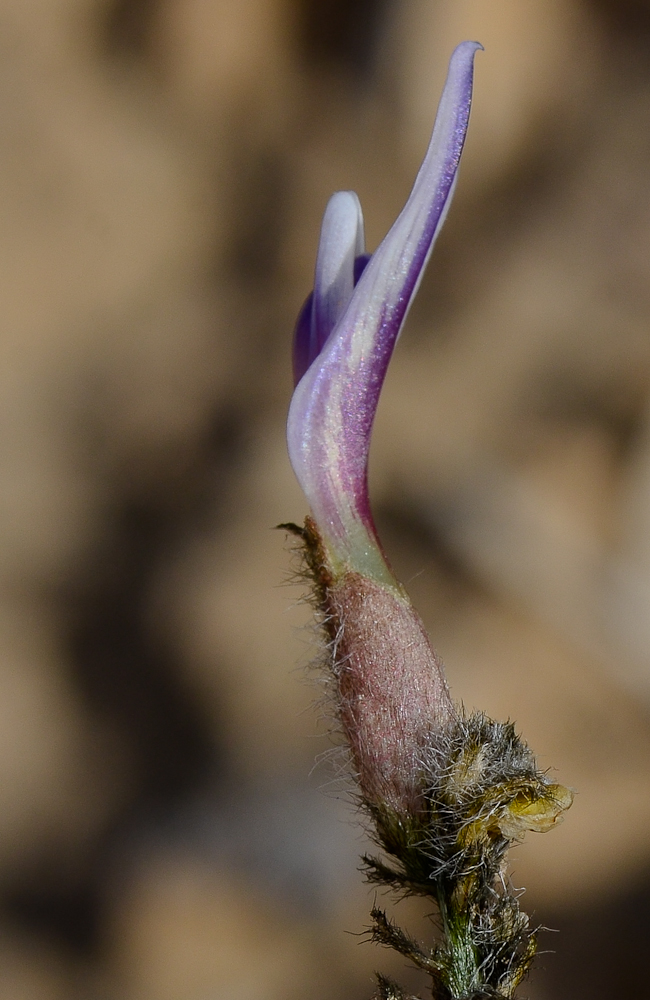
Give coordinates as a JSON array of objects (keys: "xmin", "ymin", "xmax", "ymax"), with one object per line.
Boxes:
[
  {"xmin": 292, "ymin": 191, "xmax": 365, "ymax": 388},
  {"xmin": 288, "ymin": 41, "xmax": 481, "ymax": 582},
  {"xmin": 292, "ymin": 291, "xmax": 313, "ymax": 387},
  {"xmin": 353, "ymin": 253, "xmax": 372, "ymax": 284}
]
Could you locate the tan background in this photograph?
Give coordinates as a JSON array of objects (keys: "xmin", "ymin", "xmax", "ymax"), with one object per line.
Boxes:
[{"xmin": 0, "ymin": 0, "xmax": 647, "ymax": 996}]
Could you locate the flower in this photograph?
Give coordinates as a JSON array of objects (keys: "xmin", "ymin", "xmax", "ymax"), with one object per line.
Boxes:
[
  {"xmin": 288, "ymin": 40, "xmax": 482, "ymax": 589},
  {"xmin": 285, "ymin": 41, "xmax": 482, "ymax": 816},
  {"xmin": 284, "ymin": 43, "xmax": 574, "ymax": 997}
]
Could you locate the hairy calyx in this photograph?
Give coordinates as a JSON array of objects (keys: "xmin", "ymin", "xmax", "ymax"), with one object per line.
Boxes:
[{"xmin": 285, "ymin": 517, "xmax": 572, "ymax": 1000}]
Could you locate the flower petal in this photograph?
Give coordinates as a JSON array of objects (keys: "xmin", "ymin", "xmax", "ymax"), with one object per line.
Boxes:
[
  {"xmin": 291, "ymin": 291, "xmax": 314, "ymax": 388},
  {"xmin": 353, "ymin": 253, "xmax": 372, "ymax": 284},
  {"xmin": 288, "ymin": 41, "xmax": 481, "ymax": 583},
  {"xmin": 292, "ymin": 191, "xmax": 365, "ymax": 387},
  {"xmin": 313, "ymin": 190, "xmax": 365, "ymax": 354}
]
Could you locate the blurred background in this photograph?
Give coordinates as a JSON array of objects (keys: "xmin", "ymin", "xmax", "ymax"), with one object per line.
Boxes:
[{"xmin": 1, "ymin": 0, "xmax": 650, "ymax": 997}]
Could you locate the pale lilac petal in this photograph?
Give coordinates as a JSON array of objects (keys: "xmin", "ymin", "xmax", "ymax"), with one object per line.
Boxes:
[
  {"xmin": 288, "ymin": 41, "xmax": 481, "ymax": 582},
  {"xmin": 292, "ymin": 191, "xmax": 365, "ymax": 387},
  {"xmin": 312, "ymin": 190, "xmax": 365, "ymax": 356},
  {"xmin": 294, "ymin": 250, "xmax": 373, "ymax": 387}
]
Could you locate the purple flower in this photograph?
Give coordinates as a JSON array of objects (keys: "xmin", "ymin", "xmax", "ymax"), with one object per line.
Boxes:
[
  {"xmin": 288, "ymin": 41, "xmax": 482, "ymax": 588},
  {"xmin": 284, "ymin": 47, "xmax": 573, "ymax": 984},
  {"xmin": 286, "ymin": 42, "xmax": 481, "ymax": 815}
]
